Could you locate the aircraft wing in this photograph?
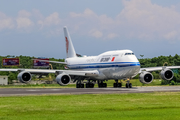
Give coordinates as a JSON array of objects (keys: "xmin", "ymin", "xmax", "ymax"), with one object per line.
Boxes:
[
  {"xmin": 0, "ymin": 69, "xmax": 99, "ymax": 76},
  {"xmin": 0, "ymin": 69, "xmax": 19, "ymax": 72},
  {"xmin": 139, "ymin": 66, "xmax": 180, "ymax": 73},
  {"xmin": 33, "ymin": 59, "xmax": 67, "ymax": 64}
]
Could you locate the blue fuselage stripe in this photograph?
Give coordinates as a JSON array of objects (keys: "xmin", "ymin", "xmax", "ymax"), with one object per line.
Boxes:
[{"xmin": 68, "ymin": 62, "xmax": 140, "ymax": 69}]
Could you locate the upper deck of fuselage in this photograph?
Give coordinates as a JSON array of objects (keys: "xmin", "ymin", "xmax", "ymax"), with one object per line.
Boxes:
[{"xmin": 66, "ymin": 49, "xmax": 140, "ymax": 65}]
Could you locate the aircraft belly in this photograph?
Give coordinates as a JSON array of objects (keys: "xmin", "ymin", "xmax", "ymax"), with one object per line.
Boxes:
[
  {"xmin": 68, "ymin": 66, "xmax": 140, "ymax": 80},
  {"xmin": 100, "ymin": 66, "xmax": 140, "ymax": 80}
]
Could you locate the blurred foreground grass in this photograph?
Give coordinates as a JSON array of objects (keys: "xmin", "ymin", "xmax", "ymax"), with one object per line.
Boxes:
[{"xmin": 0, "ymin": 92, "xmax": 180, "ymax": 120}]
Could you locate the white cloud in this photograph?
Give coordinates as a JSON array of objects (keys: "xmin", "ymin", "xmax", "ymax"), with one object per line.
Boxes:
[
  {"xmin": 16, "ymin": 17, "xmax": 34, "ymax": 29},
  {"xmin": 70, "ymin": 8, "xmax": 97, "ymax": 18},
  {"xmin": 18, "ymin": 10, "xmax": 31, "ymax": 17},
  {"xmin": 68, "ymin": 8, "xmax": 115, "ymax": 39},
  {"xmin": 32, "ymin": 9, "xmax": 44, "ymax": 20},
  {"xmin": 2, "ymin": 0, "xmax": 180, "ymax": 41},
  {"xmin": 44, "ymin": 12, "xmax": 60, "ymax": 26},
  {"xmin": 38, "ymin": 12, "xmax": 61, "ymax": 27},
  {"xmin": 0, "ymin": 12, "xmax": 14, "ymax": 30},
  {"xmin": 0, "ymin": 10, "xmax": 61, "ymax": 33},
  {"xmin": 117, "ymin": 0, "xmax": 180, "ymax": 40},
  {"xmin": 66, "ymin": 0, "xmax": 180, "ymax": 41},
  {"xmin": 164, "ymin": 31, "xmax": 178, "ymax": 39},
  {"xmin": 89, "ymin": 29, "xmax": 103, "ymax": 38},
  {"xmin": 16, "ymin": 10, "xmax": 34, "ymax": 30},
  {"xmin": 107, "ymin": 33, "xmax": 118, "ymax": 39}
]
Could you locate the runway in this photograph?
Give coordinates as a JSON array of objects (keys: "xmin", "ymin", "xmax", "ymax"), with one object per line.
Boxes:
[{"xmin": 0, "ymin": 86, "xmax": 180, "ymax": 96}]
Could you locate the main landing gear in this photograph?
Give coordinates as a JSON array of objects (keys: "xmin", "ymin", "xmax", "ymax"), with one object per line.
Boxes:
[
  {"xmin": 86, "ymin": 82, "xmax": 94, "ymax": 88},
  {"xmin": 113, "ymin": 80, "xmax": 122, "ymax": 88},
  {"xmin": 113, "ymin": 79, "xmax": 132, "ymax": 88},
  {"xmin": 98, "ymin": 81, "xmax": 107, "ymax": 88},
  {"xmin": 76, "ymin": 81, "xmax": 84, "ymax": 88},
  {"xmin": 76, "ymin": 80, "xmax": 95, "ymax": 88},
  {"xmin": 75, "ymin": 79, "xmax": 133, "ymax": 88}
]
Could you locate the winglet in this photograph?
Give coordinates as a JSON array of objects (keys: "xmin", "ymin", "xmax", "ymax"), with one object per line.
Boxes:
[{"xmin": 63, "ymin": 26, "xmax": 77, "ymax": 58}]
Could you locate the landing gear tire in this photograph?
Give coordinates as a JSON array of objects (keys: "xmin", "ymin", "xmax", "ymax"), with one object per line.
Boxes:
[
  {"xmin": 86, "ymin": 83, "xmax": 89, "ymax": 88},
  {"xmin": 113, "ymin": 83, "xmax": 117, "ymax": 88},
  {"xmin": 118, "ymin": 83, "xmax": 122, "ymax": 87},
  {"xmin": 129, "ymin": 83, "xmax": 132, "ymax": 88},
  {"xmin": 81, "ymin": 84, "xmax": 84, "ymax": 88},
  {"xmin": 126, "ymin": 83, "xmax": 132, "ymax": 88},
  {"xmin": 90, "ymin": 83, "xmax": 94, "ymax": 88},
  {"xmin": 113, "ymin": 83, "xmax": 122, "ymax": 88},
  {"xmin": 98, "ymin": 83, "xmax": 102, "ymax": 88},
  {"xmin": 76, "ymin": 82, "xmax": 84, "ymax": 88},
  {"xmin": 126, "ymin": 83, "xmax": 128, "ymax": 88},
  {"xmin": 86, "ymin": 83, "xmax": 94, "ymax": 88},
  {"xmin": 98, "ymin": 83, "xmax": 107, "ymax": 88},
  {"xmin": 103, "ymin": 83, "xmax": 107, "ymax": 87},
  {"xmin": 113, "ymin": 79, "xmax": 122, "ymax": 88},
  {"xmin": 76, "ymin": 83, "xmax": 80, "ymax": 88}
]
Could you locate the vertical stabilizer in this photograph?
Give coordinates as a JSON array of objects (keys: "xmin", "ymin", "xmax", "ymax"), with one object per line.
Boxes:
[{"xmin": 63, "ymin": 26, "xmax": 77, "ymax": 58}]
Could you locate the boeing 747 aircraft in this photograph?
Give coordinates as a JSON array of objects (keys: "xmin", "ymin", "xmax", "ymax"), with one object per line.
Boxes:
[{"xmin": 1, "ymin": 26, "xmax": 180, "ymax": 88}]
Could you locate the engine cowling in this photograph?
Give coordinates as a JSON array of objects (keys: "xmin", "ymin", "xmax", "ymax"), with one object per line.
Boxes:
[
  {"xmin": 139, "ymin": 72, "xmax": 153, "ymax": 84},
  {"xmin": 17, "ymin": 71, "xmax": 32, "ymax": 83},
  {"xmin": 56, "ymin": 73, "xmax": 71, "ymax": 86},
  {"xmin": 160, "ymin": 69, "xmax": 174, "ymax": 80}
]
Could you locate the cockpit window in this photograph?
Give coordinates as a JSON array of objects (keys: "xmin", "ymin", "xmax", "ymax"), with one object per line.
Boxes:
[{"xmin": 125, "ymin": 53, "xmax": 134, "ymax": 55}]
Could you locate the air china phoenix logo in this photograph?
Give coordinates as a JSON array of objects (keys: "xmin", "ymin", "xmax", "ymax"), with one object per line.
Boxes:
[{"xmin": 65, "ymin": 37, "xmax": 69, "ymax": 54}]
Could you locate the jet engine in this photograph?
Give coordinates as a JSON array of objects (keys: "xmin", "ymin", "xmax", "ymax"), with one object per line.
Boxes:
[
  {"xmin": 18, "ymin": 71, "xmax": 32, "ymax": 83},
  {"xmin": 139, "ymin": 71, "xmax": 153, "ymax": 84},
  {"xmin": 56, "ymin": 73, "xmax": 71, "ymax": 86},
  {"xmin": 160, "ymin": 69, "xmax": 174, "ymax": 80}
]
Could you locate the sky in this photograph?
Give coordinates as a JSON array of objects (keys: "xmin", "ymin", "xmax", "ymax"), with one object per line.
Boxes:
[{"xmin": 1, "ymin": 0, "xmax": 180, "ymax": 59}]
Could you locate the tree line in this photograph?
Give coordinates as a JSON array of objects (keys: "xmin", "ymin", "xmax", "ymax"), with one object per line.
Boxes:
[{"xmin": 0, "ymin": 55, "xmax": 180, "ymax": 85}]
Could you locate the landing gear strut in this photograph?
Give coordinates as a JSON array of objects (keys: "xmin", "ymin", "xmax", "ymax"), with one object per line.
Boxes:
[
  {"xmin": 113, "ymin": 80, "xmax": 122, "ymax": 88},
  {"xmin": 98, "ymin": 81, "xmax": 107, "ymax": 88}
]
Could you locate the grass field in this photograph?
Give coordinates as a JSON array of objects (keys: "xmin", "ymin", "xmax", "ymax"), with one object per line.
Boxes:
[
  {"xmin": 0, "ymin": 92, "xmax": 180, "ymax": 120},
  {"xmin": 0, "ymin": 79, "xmax": 163, "ymax": 88}
]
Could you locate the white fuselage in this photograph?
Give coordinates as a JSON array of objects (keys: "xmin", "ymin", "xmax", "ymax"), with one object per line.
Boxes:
[{"xmin": 65, "ymin": 50, "xmax": 140, "ymax": 80}]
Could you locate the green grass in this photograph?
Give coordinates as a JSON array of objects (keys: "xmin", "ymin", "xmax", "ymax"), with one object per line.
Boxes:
[
  {"xmin": 0, "ymin": 92, "xmax": 180, "ymax": 120},
  {"xmin": 0, "ymin": 79, "xmax": 163, "ymax": 88}
]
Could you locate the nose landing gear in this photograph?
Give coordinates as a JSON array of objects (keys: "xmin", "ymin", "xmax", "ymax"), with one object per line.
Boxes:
[{"xmin": 125, "ymin": 79, "xmax": 132, "ymax": 88}]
